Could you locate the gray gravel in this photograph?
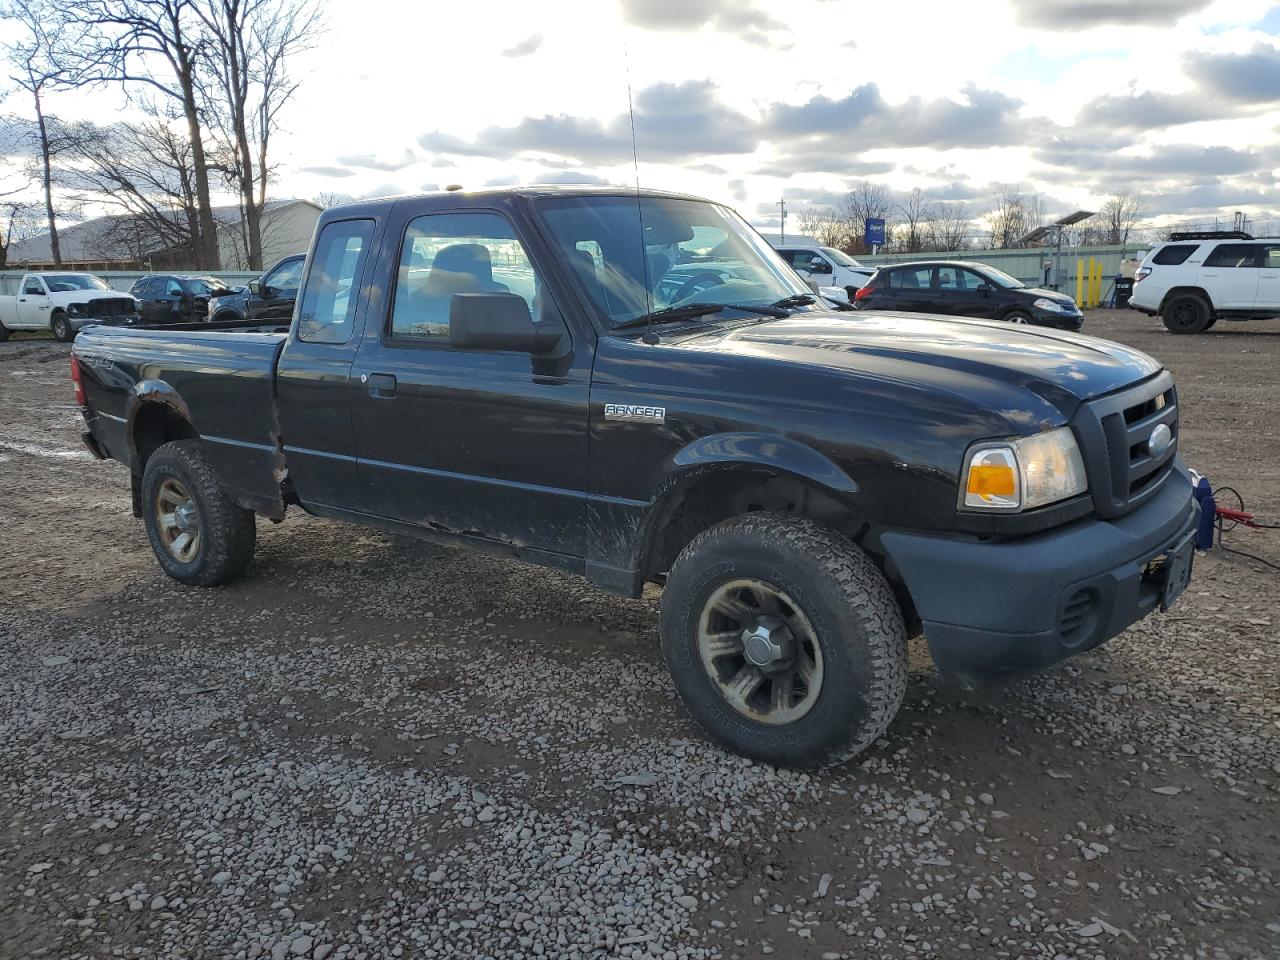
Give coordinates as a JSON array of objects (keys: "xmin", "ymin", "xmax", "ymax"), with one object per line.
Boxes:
[{"xmin": 2, "ymin": 314, "xmax": 1279, "ymax": 958}]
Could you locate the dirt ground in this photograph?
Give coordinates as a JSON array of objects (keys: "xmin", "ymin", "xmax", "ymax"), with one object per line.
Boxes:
[{"xmin": 1, "ymin": 310, "xmax": 1278, "ymax": 960}]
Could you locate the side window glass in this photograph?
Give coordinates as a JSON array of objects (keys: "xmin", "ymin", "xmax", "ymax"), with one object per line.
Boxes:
[
  {"xmin": 389, "ymin": 212, "xmax": 537, "ymax": 341},
  {"xmin": 1264, "ymin": 246, "xmax": 1280, "ymax": 270},
  {"xmin": 890, "ymin": 267, "xmax": 932, "ymax": 289},
  {"xmin": 297, "ymin": 219, "xmax": 373, "ymax": 345},
  {"xmin": 1152, "ymin": 244, "xmax": 1196, "ymax": 266},
  {"xmin": 1204, "ymin": 244, "xmax": 1259, "ymax": 268},
  {"xmin": 166, "ymin": 279, "xmax": 183, "ymax": 296},
  {"xmin": 266, "ymin": 258, "xmax": 304, "ymax": 293},
  {"xmin": 935, "ymin": 267, "xmax": 961, "ymax": 289},
  {"xmin": 22, "ymin": 278, "xmax": 43, "ymax": 295}
]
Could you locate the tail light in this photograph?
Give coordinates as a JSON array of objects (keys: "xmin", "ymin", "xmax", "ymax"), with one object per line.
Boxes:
[
  {"xmin": 854, "ymin": 285, "xmax": 874, "ymax": 301},
  {"xmin": 70, "ymin": 355, "xmax": 86, "ymax": 406},
  {"xmin": 1135, "ymin": 267, "xmax": 1151, "ymax": 283}
]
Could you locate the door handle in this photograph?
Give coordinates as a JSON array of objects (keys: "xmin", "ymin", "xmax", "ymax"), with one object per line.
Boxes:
[{"xmin": 363, "ymin": 372, "xmax": 397, "ymax": 398}]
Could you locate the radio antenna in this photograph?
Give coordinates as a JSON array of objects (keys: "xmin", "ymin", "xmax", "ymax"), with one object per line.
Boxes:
[{"xmin": 624, "ymin": 43, "xmax": 657, "ymax": 344}]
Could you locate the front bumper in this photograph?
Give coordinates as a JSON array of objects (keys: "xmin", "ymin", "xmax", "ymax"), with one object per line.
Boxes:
[
  {"xmin": 1032, "ymin": 308, "xmax": 1084, "ymax": 330},
  {"xmin": 67, "ymin": 314, "xmax": 145, "ymax": 332},
  {"xmin": 881, "ymin": 461, "xmax": 1199, "ymax": 683}
]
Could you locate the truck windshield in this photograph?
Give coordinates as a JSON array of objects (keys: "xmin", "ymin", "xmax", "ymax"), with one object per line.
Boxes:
[
  {"xmin": 820, "ymin": 247, "xmax": 862, "ymax": 267},
  {"xmin": 41, "ymin": 275, "xmax": 112, "ymax": 292},
  {"xmin": 537, "ymin": 196, "xmax": 812, "ymax": 328}
]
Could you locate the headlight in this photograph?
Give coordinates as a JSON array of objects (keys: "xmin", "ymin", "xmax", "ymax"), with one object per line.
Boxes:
[
  {"xmin": 1033, "ymin": 298, "xmax": 1064, "ymax": 312},
  {"xmin": 962, "ymin": 427, "xmax": 1088, "ymax": 511}
]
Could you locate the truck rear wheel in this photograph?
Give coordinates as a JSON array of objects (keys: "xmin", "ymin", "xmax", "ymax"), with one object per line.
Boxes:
[
  {"xmin": 659, "ymin": 514, "xmax": 907, "ymax": 768},
  {"xmin": 1161, "ymin": 294, "xmax": 1211, "ymax": 334},
  {"xmin": 0, "ymin": 320, "xmax": 9, "ymax": 342},
  {"xmin": 141, "ymin": 440, "xmax": 256, "ymax": 586}
]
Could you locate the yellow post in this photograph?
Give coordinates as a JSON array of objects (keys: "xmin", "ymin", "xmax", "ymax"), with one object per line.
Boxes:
[
  {"xmin": 1076, "ymin": 258, "xmax": 1084, "ymax": 305},
  {"xmin": 1093, "ymin": 259, "xmax": 1104, "ymax": 307}
]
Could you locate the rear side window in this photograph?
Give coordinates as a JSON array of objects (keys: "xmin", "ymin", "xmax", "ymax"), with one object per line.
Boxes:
[
  {"xmin": 1152, "ymin": 245, "xmax": 1196, "ymax": 266},
  {"xmin": 1204, "ymin": 244, "xmax": 1259, "ymax": 268},
  {"xmin": 889, "ymin": 267, "xmax": 933, "ymax": 289},
  {"xmin": 297, "ymin": 219, "xmax": 373, "ymax": 344}
]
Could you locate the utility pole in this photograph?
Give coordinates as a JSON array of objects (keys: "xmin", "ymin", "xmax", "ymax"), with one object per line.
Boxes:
[{"xmin": 777, "ymin": 197, "xmax": 786, "ymax": 243}]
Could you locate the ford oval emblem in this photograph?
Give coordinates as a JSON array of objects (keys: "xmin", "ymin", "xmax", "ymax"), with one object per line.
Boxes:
[{"xmin": 1147, "ymin": 423, "xmax": 1173, "ymax": 458}]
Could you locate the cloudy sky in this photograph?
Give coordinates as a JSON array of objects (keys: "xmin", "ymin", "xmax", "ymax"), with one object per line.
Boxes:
[{"xmin": 11, "ymin": 0, "xmax": 1280, "ymax": 231}]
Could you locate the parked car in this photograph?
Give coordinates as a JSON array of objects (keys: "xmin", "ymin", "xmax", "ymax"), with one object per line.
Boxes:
[
  {"xmin": 72, "ymin": 186, "xmax": 1198, "ymax": 768},
  {"xmin": 1128, "ymin": 232, "xmax": 1280, "ymax": 334},
  {"xmin": 207, "ymin": 254, "xmax": 306, "ymax": 324},
  {"xmin": 0, "ymin": 272, "xmax": 142, "ymax": 342},
  {"xmin": 772, "ymin": 242, "xmax": 875, "ymax": 298},
  {"xmin": 129, "ymin": 274, "xmax": 239, "ymax": 324},
  {"xmin": 854, "ymin": 260, "xmax": 1084, "ymax": 329}
]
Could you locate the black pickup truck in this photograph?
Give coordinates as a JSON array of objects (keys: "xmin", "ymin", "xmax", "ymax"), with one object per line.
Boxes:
[{"xmin": 72, "ymin": 186, "xmax": 1199, "ymax": 767}]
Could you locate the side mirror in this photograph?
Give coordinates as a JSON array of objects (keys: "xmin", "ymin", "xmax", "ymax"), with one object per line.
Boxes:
[
  {"xmin": 809, "ymin": 257, "xmax": 832, "ymax": 274},
  {"xmin": 449, "ymin": 292, "xmax": 567, "ymax": 355},
  {"xmin": 248, "ymin": 280, "xmax": 262, "ymax": 296},
  {"xmin": 976, "ymin": 282, "xmax": 993, "ymax": 294}
]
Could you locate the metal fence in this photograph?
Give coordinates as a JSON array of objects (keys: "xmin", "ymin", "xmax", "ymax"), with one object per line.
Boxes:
[
  {"xmin": 858, "ymin": 244, "xmax": 1148, "ymax": 296},
  {"xmin": 0, "ymin": 270, "xmax": 260, "ymax": 296}
]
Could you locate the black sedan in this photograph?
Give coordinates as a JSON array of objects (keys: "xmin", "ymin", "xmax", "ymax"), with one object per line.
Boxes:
[
  {"xmin": 129, "ymin": 275, "xmax": 240, "ymax": 324},
  {"xmin": 853, "ymin": 260, "xmax": 1084, "ymax": 330}
]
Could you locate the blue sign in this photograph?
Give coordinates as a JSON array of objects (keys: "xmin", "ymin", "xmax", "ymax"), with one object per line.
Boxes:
[{"xmin": 865, "ymin": 217, "xmax": 886, "ymax": 247}]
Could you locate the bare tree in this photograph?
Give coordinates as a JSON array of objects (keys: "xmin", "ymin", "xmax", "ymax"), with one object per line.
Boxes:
[
  {"xmin": 311, "ymin": 190, "xmax": 353, "ymax": 209},
  {"xmin": 984, "ymin": 184, "xmax": 1046, "ymax": 249},
  {"xmin": 1098, "ymin": 191, "xmax": 1144, "ymax": 249},
  {"xmin": 58, "ymin": 117, "xmax": 204, "ymax": 265},
  {"xmin": 796, "ymin": 206, "xmax": 848, "ymax": 249},
  {"xmin": 927, "ymin": 201, "xmax": 971, "ymax": 252},
  {"xmin": 2, "ymin": 0, "xmax": 70, "ymax": 265},
  {"xmin": 0, "ymin": 198, "xmax": 44, "ymax": 267},
  {"xmin": 895, "ymin": 188, "xmax": 934, "ymax": 254},
  {"xmin": 196, "ymin": 0, "xmax": 321, "ymax": 270},
  {"xmin": 60, "ymin": 0, "xmax": 222, "ymax": 266},
  {"xmin": 839, "ymin": 180, "xmax": 893, "ymax": 254}
]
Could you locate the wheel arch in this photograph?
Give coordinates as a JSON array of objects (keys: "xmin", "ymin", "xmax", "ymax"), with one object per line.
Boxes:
[
  {"xmin": 126, "ymin": 382, "xmax": 199, "ymax": 475},
  {"xmin": 1159, "ymin": 286, "xmax": 1215, "ymax": 314},
  {"xmin": 636, "ymin": 433, "xmax": 864, "ymax": 580}
]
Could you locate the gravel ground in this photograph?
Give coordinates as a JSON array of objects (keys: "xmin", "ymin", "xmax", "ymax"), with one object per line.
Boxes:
[{"xmin": 1, "ymin": 311, "xmax": 1278, "ymax": 960}]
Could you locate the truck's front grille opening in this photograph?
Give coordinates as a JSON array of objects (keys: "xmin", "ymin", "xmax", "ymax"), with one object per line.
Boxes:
[{"xmin": 1077, "ymin": 374, "xmax": 1179, "ymax": 518}]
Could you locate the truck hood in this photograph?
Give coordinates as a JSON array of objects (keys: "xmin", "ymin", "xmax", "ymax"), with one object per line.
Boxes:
[{"xmin": 677, "ymin": 310, "xmax": 1162, "ymax": 413}]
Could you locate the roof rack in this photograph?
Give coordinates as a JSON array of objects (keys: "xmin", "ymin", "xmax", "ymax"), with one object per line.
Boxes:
[{"xmin": 1167, "ymin": 230, "xmax": 1253, "ymax": 241}]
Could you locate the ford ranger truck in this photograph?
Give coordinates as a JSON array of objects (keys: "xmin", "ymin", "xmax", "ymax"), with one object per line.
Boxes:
[{"xmin": 71, "ymin": 187, "xmax": 1200, "ymax": 768}]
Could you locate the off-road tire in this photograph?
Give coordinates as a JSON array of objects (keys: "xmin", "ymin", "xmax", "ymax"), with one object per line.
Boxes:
[
  {"xmin": 141, "ymin": 439, "xmax": 256, "ymax": 586},
  {"xmin": 1161, "ymin": 294, "xmax": 1211, "ymax": 335},
  {"xmin": 1004, "ymin": 310, "xmax": 1033, "ymax": 325},
  {"xmin": 51, "ymin": 311, "xmax": 73, "ymax": 342},
  {"xmin": 659, "ymin": 513, "xmax": 908, "ymax": 768}
]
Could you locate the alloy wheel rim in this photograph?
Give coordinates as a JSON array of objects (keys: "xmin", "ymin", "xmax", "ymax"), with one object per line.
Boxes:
[
  {"xmin": 155, "ymin": 477, "xmax": 202, "ymax": 563},
  {"xmin": 696, "ymin": 578, "xmax": 824, "ymax": 726}
]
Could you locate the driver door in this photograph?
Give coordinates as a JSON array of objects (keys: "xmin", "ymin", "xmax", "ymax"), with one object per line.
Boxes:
[
  {"xmin": 17, "ymin": 276, "xmax": 48, "ymax": 327},
  {"xmin": 349, "ymin": 207, "xmax": 592, "ymax": 558}
]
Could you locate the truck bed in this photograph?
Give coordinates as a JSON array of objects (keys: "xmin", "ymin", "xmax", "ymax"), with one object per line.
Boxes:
[{"xmin": 73, "ymin": 323, "xmax": 290, "ymax": 517}]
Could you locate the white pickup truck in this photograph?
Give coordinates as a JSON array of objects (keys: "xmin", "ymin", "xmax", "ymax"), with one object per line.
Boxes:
[{"xmin": 0, "ymin": 272, "xmax": 142, "ymax": 342}]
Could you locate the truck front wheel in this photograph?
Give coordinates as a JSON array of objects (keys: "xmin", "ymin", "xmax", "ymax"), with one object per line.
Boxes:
[
  {"xmin": 659, "ymin": 514, "xmax": 907, "ymax": 768},
  {"xmin": 51, "ymin": 311, "xmax": 73, "ymax": 342},
  {"xmin": 141, "ymin": 440, "xmax": 256, "ymax": 586}
]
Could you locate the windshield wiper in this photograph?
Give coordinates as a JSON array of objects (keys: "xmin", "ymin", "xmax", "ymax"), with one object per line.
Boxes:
[
  {"xmin": 769, "ymin": 294, "xmax": 816, "ymax": 309},
  {"xmin": 612, "ymin": 301, "xmax": 790, "ymax": 331}
]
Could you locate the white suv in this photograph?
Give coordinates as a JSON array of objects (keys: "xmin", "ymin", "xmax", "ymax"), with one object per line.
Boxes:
[{"xmin": 1130, "ymin": 233, "xmax": 1280, "ymax": 334}]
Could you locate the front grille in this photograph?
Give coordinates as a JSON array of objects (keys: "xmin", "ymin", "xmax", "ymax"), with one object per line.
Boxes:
[{"xmin": 1071, "ymin": 371, "xmax": 1178, "ymax": 519}]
